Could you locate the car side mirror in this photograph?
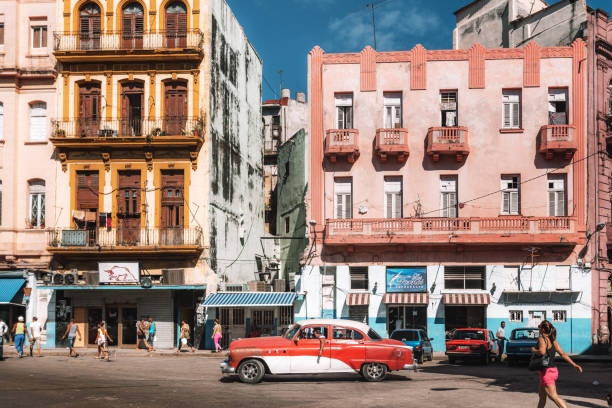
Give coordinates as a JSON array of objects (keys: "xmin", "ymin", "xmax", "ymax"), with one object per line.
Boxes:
[{"xmin": 294, "ymin": 338, "xmax": 299, "ymax": 345}]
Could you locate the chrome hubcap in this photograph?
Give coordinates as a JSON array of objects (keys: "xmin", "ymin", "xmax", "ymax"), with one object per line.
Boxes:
[
  {"xmin": 366, "ymin": 363, "xmax": 383, "ymax": 378},
  {"xmin": 241, "ymin": 362, "xmax": 259, "ymax": 380}
]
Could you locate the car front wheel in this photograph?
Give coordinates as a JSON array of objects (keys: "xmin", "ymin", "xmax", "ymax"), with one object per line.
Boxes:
[
  {"xmin": 237, "ymin": 359, "xmax": 265, "ymax": 384},
  {"xmin": 417, "ymin": 352, "xmax": 424, "ymax": 365},
  {"xmin": 361, "ymin": 362, "xmax": 388, "ymax": 382}
]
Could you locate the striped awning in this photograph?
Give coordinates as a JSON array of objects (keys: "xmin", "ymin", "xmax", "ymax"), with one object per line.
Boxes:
[
  {"xmin": 0, "ymin": 278, "xmax": 26, "ymax": 304},
  {"xmin": 383, "ymin": 292, "xmax": 429, "ymax": 305},
  {"xmin": 443, "ymin": 293, "xmax": 490, "ymax": 305},
  {"xmin": 346, "ymin": 292, "xmax": 370, "ymax": 306},
  {"xmin": 202, "ymin": 292, "xmax": 296, "ymax": 307}
]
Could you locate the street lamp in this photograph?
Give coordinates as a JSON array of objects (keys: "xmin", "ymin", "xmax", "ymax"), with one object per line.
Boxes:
[{"xmin": 586, "ymin": 222, "xmax": 606, "ymax": 240}]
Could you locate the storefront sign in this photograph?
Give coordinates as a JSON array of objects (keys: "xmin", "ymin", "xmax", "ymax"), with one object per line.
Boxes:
[
  {"xmin": 386, "ymin": 267, "xmax": 427, "ymax": 293},
  {"xmin": 98, "ymin": 262, "xmax": 139, "ymax": 283}
]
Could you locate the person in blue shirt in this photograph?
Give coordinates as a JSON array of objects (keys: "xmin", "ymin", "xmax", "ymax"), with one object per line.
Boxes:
[{"xmin": 147, "ymin": 317, "xmax": 156, "ymax": 352}]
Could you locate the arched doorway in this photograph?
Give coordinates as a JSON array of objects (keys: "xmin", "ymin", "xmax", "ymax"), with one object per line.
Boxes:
[
  {"xmin": 164, "ymin": 80, "xmax": 187, "ymax": 135},
  {"xmin": 78, "ymin": 82, "xmax": 101, "ymax": 137},
  {"xmin": 121, "ymin": 81, "xmax": 144, "ymax": 136},
  {"xmin": 122, "ymin": 2, "xmax": 144, "ymax": 49},
  {"xmin": 79, "ymin": 2, "xmax": 101, "ymax": 50},
  {"xmin": 165, "ymin": 1, "xmax": 187, "ymax": 48}
]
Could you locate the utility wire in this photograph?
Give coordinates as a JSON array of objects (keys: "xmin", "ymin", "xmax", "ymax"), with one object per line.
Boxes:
[{"xmin": 263, "ymin": 75, "xmax": 279, "ymax": 99}]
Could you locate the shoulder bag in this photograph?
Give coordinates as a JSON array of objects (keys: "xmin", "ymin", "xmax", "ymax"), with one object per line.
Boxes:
[{"xmin": 528, "ymin": 338, "xmax": 551, "ymax": 371}]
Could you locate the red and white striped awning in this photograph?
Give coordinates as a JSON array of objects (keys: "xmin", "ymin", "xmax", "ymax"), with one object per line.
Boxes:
[
  {"xmin": 346, "ymin": 292, "xmax": 370, "ymax": 306},
  {"xmin": 383, "ymin": 293, "xmax": 429, "ymax": 305},
  {"xmin": 443, "ymin": 293, "xmax": 490, "ymax": 305}
]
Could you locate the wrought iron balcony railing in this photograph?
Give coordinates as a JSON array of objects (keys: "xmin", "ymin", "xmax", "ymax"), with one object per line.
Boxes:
[
  {"xmin": 51, "ymin": 117, "xmax": 204, "ymax": 139},
  {"xmin": 47, "ymin": 227, "xmax": 203, "ymax": 249},
  {"xmin": 54, "ymin": 30, "xmax": 204, "ymax": 52}
]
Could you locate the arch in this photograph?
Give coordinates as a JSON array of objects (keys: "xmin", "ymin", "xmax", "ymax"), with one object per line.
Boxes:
[
  {"xmin": 164, "ymin": 1, "xmax": 188, "ymax": 48},
  {"xmin": 115, "ymin": 0, "xmax": 147, "ymax": 33},
  {"xmin": 72, "ymin": 0, "xmax": 104, "ymax": 32},
  {"xmin": 159, "ymin": 0, "xmax": 190, "ymax": 32}
]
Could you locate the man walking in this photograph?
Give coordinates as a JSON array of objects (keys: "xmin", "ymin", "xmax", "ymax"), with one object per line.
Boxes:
[
  {"xmin": 11, "ymin": 316, "xmax": 31, "ymax": 358},
  {"xmin": 61, "ymin": 319, "xmax": 81, "ymax": 358},
  {"xmin": 496, "ymin": 321, "xmax": 507, "ymax": 362},
  {"xmin": 29, "ymin": 316, "xmax": 43, "ymax": 357},
  {"xmin": 0, "ymin": 318, "xmax": 8, "ymax": 361},
  {"xmin": 147, "ymin": 317, "xmax": 156, "ymax": 352}
]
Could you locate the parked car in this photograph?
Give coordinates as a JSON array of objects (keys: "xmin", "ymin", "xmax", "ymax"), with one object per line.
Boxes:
[
  {"xmin": 220, "ymin": 318, "xmax": 416, "ymax": 383},
  {"xmin": 505, "ymin": 327, "xmax": 539, "ymax": 366},
  {"xmin": 445, "ymin": 328, "xmax": 499, "ymax": 365},
  {"xmin": 390, "ymin": 328, "xmax": 433, "ymax": 364}
]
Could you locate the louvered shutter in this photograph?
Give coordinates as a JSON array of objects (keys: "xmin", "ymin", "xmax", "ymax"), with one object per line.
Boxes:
[
  {"xmin": 385, "ymin": 193, "xmax": 393, "ymax": 219},
  {"xmin": 80, "ymin": 16, "xmax": 89, "ymax": 35},
  {"xmin": 0, "ymin": 103, "xmax": 3, "ymax": 140},
  {"xmin": 512, "ymin": 102, "xmax": 520, "ymax": 128},
  {"xmin": 135, "ymin": 14, "xmax": 144, "ymax": 34},
  {"xmin": 548, "ymin": 191, "xmax": 556, "ymax": 216},
  {"xmin": 510, "ymin": 191, "xmax": 519, "ymax": 214},
  {"xmin": 335, "ymin": 194, "xmax": 343, "ymax": 219},
  {"xmin": 30, "ymin": 103, "xmax": 47, "ymax": 141},
  {"xmin": 344, "ymin": 194, "xmax": 352, "ymax": 219},
  {"xmin": 178, "ymin": 12, "xmax": 187, "ymax": 34},
  {"xmin": 122, "ymin": 16, "xmax": 131, "ymax": 35},
  {"xmin": 448, "ymin": 192, "xmax": 457, "ymax": 218},
  {"xmin": 503, "ymin": 103, "xmax": 511, "ymax": 128},
  {"xmin": 336, "ymin": 107, "xmax": 343, "ymax": 129},
  {"xmin": 502, "ymin": 191, "xmax": 510, "ymax": 214},
  {"xmin": 556, "ymin": 191, "xmax": 565, "ymax": 216},
  {"xmin": 393, "ymin": 193, "xmax": 401, "ymax": 218}
]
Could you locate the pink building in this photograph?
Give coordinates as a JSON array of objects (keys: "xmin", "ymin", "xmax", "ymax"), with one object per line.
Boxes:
[
  {"xmin": 295, "ymin": 40, "xmax": 592, "ymax": 352},
  {"xmin": 0, "ymin": 0, "xmax": 56, "ymax": 329}
]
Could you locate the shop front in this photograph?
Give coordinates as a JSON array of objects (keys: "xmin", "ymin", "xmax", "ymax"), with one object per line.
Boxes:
[
  {"xmin": 0, "ymin": 275, "xmax": 27, "ymax": 337},
  {"xmin": 384, "ymin": 267, "xmax": 429, "ymax": 335},
  {"xmin": 443, "ymin": 293, "xmax": 490, "ymax": 339}
]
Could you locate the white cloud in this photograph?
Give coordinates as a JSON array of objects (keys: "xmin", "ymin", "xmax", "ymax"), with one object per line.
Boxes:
[{"xmin": 326, "ymin": 3, "xmax": 441, "ymax": 52}]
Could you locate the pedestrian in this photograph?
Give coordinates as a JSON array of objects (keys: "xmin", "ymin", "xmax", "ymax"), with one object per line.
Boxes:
[
  {"xmin": 29, "ymin": 316, "xmax": 43, "ymax": 357},
  {"xmin": 177, "ymin": 320, "xmax": 195, "ymax": 353},
  {"xmin": 11, "ymin": 316, "xmax": 31, "ymax": 358},
  {"xmin": 496, "ymin": 321, "xmax": 507, "ymax": 362},
  {"xmin": 61, "ymin": 319, "xmax": 81, "ymax": 357},
  {"xmin": 532, "ymin": 320, "xmax": 582, "ymax": 408},
  {"xmin": 212, "ymin": 318, "xmax": 222, "ymax": 352},
  {"xmin": 147, "ymin": 317, "xmax": 156, "ymax": 352},
  {"xmin": 95, "ymin": 321, "xmax": 112, "ymax": 360},
  {"xmin": 137, "ymin": 318, "xmax": 150, "ymax": 351},
  {"xmin": 0, "ymin": 318, "xmax": 8, "ymax": 361}
]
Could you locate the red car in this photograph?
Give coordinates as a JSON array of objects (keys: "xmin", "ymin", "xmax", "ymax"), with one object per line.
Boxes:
[
  {"xmin": 220, "ymin": 318, "xmax": 417, "ymax": 383},
  {"xmin": 445, "ymin": 328, "xmax": 499, "ymax": 365}
]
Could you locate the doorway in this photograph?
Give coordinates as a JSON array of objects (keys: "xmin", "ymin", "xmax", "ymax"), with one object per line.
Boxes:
[
  {"xmin": 252, "ymin": 309, "xmax": 275, "ymax": 336},
  {"xmin": 218, "ymin": 308, "xmax": 245, "ymax": 348},
  {"xmin": 121, "ymin": 82, "xmax": 144, "ymax": 137},
  {"xmin": 117, "ymin": 170, "xmax": 141, "ymax": 245},
  {"xmin": 121, "ymin": 2, "xmax": 144, "ymax": 49},
  {"xmin": 78, "ymin": 82, "xmax": 101, "ymax": 137},
  {"xmin": 444, "ymin": 306, "xmax": 486, "ymax": 339},
  {"xmin": 387, "ymin": 305, "xmax": 427, "ymax": 334},
  {"xmin": 164, "ymin": 81, "xmax": 187, "ymax": 135}
]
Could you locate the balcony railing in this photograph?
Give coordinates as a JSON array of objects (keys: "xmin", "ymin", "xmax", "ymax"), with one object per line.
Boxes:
[
  {"xmin": 374, "ymin": 128, "xmax": 409, "ymax": 162},
  {"xmin": 47, "ymin": 227, "xmax": 203, "ymax": 249},
  {"xmin": 325, "ymin": 217, "xmax": 576, "ymax": 245},
  {"xmin": 538, "ymin": 125, "xmax": 577, "ymax": 159},
  {"xmin": 54, "ymin": 30, "xmax": 204, "ymax": 53},
  {"xmin": 51, "ymin": 117, "xmax": 204, "ymax": 139},
  {"xmin": 324, "ymin": 129, "xmax": 360, "ymax": 163},
  {"xmin": 426, "ymin": 126, "xmax": 469, "ymax": 162},
  {"xmin": 264, "ymin": 139, "xmax": 280, "ymax": 155}
]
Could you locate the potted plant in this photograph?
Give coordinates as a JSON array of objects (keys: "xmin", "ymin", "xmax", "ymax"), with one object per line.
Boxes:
[{"xmin": 55, "ymin": 129, "xmax": 66, "ymax": 137}]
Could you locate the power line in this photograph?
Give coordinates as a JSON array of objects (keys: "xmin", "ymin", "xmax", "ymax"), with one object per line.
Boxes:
[{"xmin": 263, "ymin": 75, "xmax": 279, "ymax": 98}]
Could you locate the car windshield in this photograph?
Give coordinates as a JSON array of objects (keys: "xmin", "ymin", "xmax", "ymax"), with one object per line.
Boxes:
[
  {"xmin": 283, "ymin": 324, "xmax": 300, "ymax": 340},
  {"xmin": 391, "ymin": 331, "xmax": 419, "ymax": 341},
  {"xmin": 511, "ymin": 329, "xmax": 539, "ymax": 340},
  {"xmin": 368, "ymin": 329, "xmax": 383, "ymax": 341},
  {"xmin": 452, "ymin": 330, "xmax": 485, "ymax": 341}
]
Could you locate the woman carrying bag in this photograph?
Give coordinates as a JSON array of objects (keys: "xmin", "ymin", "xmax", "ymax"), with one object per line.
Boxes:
[{"xmin": 529, "ymin": 320, "xmax": 582, "ymax": 408}]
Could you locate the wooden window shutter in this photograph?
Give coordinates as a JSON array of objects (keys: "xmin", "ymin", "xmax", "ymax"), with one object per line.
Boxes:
[
  {"xmin": 122, "ymin": 16, "xmax": 132, "ymax": 34},
  {"xmin": 166, "ymin": 13, "xmax": 177, "ymax": 32},
  {"xmin": 92, "ymin": 15, "xmax": 101, "ymax": 34},
  {"xmin": 135, "ymin": 15, "xmax": 144, "ymax": 34},
  {"xmin": 80, "ymin": 16, "xmax": 89, "ymax": 34},
  {"xmin": 178, "ymin": 12, "xmax": 187, "ymax": 33}
]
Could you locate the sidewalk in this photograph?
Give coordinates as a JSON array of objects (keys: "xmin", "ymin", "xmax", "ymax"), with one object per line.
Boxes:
[
  {"xmin": 432, "ymin": 351, "xmax": 612, "ymax": 362},
  {"xmin": 2, "ymin": 347, "xmax": 225, "ymax": 358}
]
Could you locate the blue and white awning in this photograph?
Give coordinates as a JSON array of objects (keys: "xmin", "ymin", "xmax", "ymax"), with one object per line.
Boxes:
[
  {"xmin": 203, "ymin": 292, "xmax": 296, "ymax": 307},
  {"xmin": 0, "ymin": 278, "xmax": 26, "ymax": 305}
]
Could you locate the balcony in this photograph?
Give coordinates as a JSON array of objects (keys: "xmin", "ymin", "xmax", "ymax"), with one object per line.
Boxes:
[
  {"xmin": 47, "ymin": 228, "xmax": 204, "ymax": 256},
  {"xmin": 374, "ymin": 128, "xmax": 409, "ymax": 162},
  {"xmin": 324, "ymin": 129, "xmax": 360, "ymax": 163},
  {"xmin": 324, "ymin": 217, "xmax": 580, "ymax": 247},
  {"xmin": 426, "ymin": 127, "xmax": 469, "ymax": 162},
  {"xmin": 50, "ymin": 117, "xmax": 204, "ymax": 150},
  {"xmin": 264, "ymin": 139, "xmax": 280, "ymax": 156},
  {"xmin": 53, "ymin": 30, "xmax": 204, "ymax": 62},
  {"xmin": 538, "ymin": 125, "xmax": 577, "ymax": 159}
]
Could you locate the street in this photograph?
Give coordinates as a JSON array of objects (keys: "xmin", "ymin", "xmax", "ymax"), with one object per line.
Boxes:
[{"xmin": 0, "ymin": 354, "xmax": 609, "ymax": 408}]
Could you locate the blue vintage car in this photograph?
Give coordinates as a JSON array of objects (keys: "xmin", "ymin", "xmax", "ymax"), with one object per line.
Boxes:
[
  {"xmin": 390, "ymin": 328, "xmax": 433, "ymax": 364},
  {"xmin": 505, "ymin": 327, "xmax": 539, "ymax": 365}
]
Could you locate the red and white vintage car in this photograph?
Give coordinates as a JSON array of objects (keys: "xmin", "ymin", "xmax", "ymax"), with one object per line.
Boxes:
[{"xmin": 220, "ymin": 318, "xmax": 417, "ymax": 383}]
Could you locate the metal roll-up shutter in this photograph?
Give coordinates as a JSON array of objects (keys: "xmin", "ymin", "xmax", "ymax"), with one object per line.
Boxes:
[{"xmin": 139, "ymin": 291, "xmax": 174, "ymax": 349}]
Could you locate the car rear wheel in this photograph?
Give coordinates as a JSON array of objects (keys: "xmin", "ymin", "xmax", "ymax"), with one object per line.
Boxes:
[
  {"xmin": 427, "ymin": 352, "xmax": 433, "ymax": 361},
  {"xmin": 417, "ymin": 352, "xmax": 424, "ymax": 365},
  {"xmin": 361, "ymin": 362, "xmax": 388, "ymax": 382},
  {"xmin": 237, "ymin": 359, "xmax": 265, "ymax": 384}
]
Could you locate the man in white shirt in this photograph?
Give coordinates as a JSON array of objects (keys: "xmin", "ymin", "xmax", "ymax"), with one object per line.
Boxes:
[
  {"xmin": 496, "ymin": 321, "xmax": 507, "ymax": 360},
  {"xmin": 29, "ymin": 316, "xmax": 43, "ymax": 357},
  {"xmin": 0, "ymin": 318, "xmax": 8, "ymax": 361}
]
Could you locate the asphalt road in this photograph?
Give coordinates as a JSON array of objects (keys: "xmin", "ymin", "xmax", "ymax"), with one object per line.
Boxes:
[{"xmin": 0, "ymin": 354, "xmax": 609, "ymax": 408}]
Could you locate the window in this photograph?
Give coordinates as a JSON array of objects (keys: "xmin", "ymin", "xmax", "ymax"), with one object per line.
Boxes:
[
  {"xmin": 440, "ymin": 91, "xmax": 457, "ymax": 127},
  {"xmin": 0, "ymin": 23, "xmax": 4, "ymax": 45},
  {"xmin": 528, "ymin": 311, "xmax": 546, "ymax": 327},
  {"xmin": 548, "ymin": 88, "xmax": 568, "ymax": 125},
  {"xmin": 299, "ymin": 326, "xmax": 328, "ymax": 339},
  {"xmin": 279, "ymin": 306, "xmax": 293, "ymax": 326},
  {"xmin": 349, "ymin": 305, "xmax": 369, "ymax": 324},
  {"xmin": 444, "ymin": 266, "xmax": 485, "ymax": 290},
  {"xmin": 608, "ymin": 79, "xmax": 612, "ymax": 115},
  {"xmin": 502, "ymin": 90, "xmax": 521, "ymax": 129},
  {"xmin": 0, "ymin": 102, "xmax": 3, "ymax": 140},
  {"xmin": 225, "ymin": 284, "xmax": 243, "ymax": 291},
  {"xmin": 335, "ymin": 94, "xmax": 353, "ymax": 129},
  {"xmin": 552, "ymin": 310, "xmax": 567, "ymax": 322},
  {"xmin": 383, "ymin": 93, "xmax": 401, "ymax": 128},
  {"xmin": 548, "ymin": 174, "xmax": 566, "ymax": 216},
  {"xmin": 501, "ymin": 175, "xmax": 520, "ymax": 215},
  {"xmin": 333, "ymin": 327, "xmax": 364, "ymax": 340},
  {"xmin": 31, "ymin": 25, "xmax": 48, "ymax": 49},
  {"xmin": 29, "ymin": 102, "xmax": 47, "ymax": 141},
  {"xmin": 252, "ymin": 310, "xmax": 274, "ymax": 327},
  {"xmin": 28, "ymin": 180, "xmax": 45, "ymax": 228},
  {"xmin": 232, "ymin": 308, "xmax": 245, "ymax": 325},
  {"xmin": 334, "ymin": 178, "xmax": 352, "ymax": 219},
  {"xmin": 349, "ymin": 266, "xmax": 368, "ymax": 290},
  {"xmin": 284, "ymin": 216, "xmax": 290, "ymax": 234},
  {"xmin": 384, "ymin": 177, "xmax": 402, "ymax": 219},
  {"xmin": 509, "ymin": 310, "xmax": 523, "ymax": 322},
  {"xmin": 440, "ymin": 176, "xmax": 457, "ymax": 218}
]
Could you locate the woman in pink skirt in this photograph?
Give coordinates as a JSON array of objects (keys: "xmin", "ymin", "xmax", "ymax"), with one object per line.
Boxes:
[
  {"xmin": 212, "ymin": 318, "xmax": 222, "ymax": 352},
  {"xmin": 532, "ymin": 320, "xmax": 582, "ymax": 408}
]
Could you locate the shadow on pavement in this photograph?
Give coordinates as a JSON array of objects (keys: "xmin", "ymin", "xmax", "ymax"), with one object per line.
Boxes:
[
  {"xmin": 565, "ymin": 400, "xmax": 607, "ymax": 408},
  {"xmin": 220, "ymin": 373, "xmax": 411, "ymax": 384}
]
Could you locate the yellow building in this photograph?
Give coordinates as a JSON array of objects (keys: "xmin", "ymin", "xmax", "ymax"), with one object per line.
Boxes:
[{"xmin": 40, "ymin": 0, "xmax": 263, "ymax": 350}]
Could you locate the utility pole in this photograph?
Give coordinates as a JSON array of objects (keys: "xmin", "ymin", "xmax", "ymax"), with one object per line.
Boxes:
[{"xmin": 367, "ymin": 2, "xmax": 377, "ymax": 50}]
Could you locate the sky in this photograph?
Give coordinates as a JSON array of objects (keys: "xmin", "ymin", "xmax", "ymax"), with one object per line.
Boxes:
[{"xmin": 225, "ymin": 0, "xmax": 611, "ymax": 101}]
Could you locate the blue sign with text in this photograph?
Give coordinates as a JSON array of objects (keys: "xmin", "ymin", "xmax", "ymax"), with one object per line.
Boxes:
[{"xmin": 386, "ymin": 267, "xmax": 427, "ymax": 293}]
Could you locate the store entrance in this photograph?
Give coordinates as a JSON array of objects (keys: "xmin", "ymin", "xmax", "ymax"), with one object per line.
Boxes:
[
  {"xmin": 81, "ymin": 305, "xmax": 137, "ymax": 347},
  {"xmin": 387, "ymin": 305, "xmax": 427, "ymax": 334},
  {"xmin": 444, "ymin": 306, "xmax": 486, "ymax": 339}
]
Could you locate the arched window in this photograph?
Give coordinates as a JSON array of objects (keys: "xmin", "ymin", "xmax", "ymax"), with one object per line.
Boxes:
[
  {"xmin": 28, "ymin": 179, "xmax": 45, "ymax": 228},
  {"xmin": 29, "ymin": 102, "xmax": 47, "ymax": 141},
  {"xmin": 0, "ymin": 102, "xmax": 4, "ymax": 140},
  {"xmin": 79, "ymin": 2, "xmax": 101, "ymax": 50},
  {"xmin": 165, "ymin": 2, "xmax": 187, "ymax": 48},
  {"xmin": 122, "ymin": 2, "xmax": 144, "ymax": 49}
]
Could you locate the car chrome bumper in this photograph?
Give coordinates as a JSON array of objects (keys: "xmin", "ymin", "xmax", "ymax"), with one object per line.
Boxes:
[
  {"xmin": 220, "ymin": 360, "xmax": 235, "ymax": 374},
  {"xmin": 402, "ymin": 363, "xmax": 417, "ymax": 371}
]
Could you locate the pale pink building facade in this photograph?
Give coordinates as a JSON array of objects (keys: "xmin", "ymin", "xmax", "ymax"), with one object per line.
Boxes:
[{"xmin": 296, "ymin": 40, "xmax": 592, "ymax": 353}]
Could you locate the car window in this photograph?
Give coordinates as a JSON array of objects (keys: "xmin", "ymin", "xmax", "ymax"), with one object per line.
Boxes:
[
  {"xmin": 452, "ymin": 330, "xmax": 485, "ymax": 341},
  {"xmin": 367, "ymin": 329, "xmax": 383, "ymax": 341},
  {"xmin": 512, "ymin": 329, "xmax": 539, "ymax": 340},
  {"xmin": 391, "ymin": 330, "xmax": 419, "ymax": 341},
  {"xmin": 333, "ymin": 327, "xmax": 364, "ymax": 340},
  {"xmin": 299, "ymin": 326, "xmax": 328, "ymax": 339},
  {"xmin": 284, "ymin": 324, "xmax": 300, "ymax": 340}
]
